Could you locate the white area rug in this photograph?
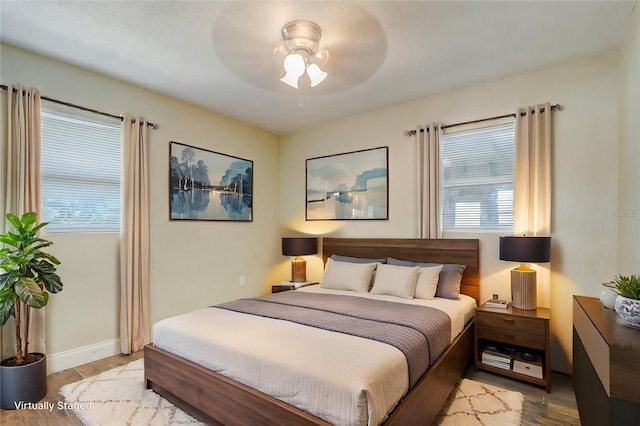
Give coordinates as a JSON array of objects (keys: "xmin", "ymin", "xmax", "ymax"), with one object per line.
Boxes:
[
  {"xmin": 434, "ymin": 378, "xmax": 524, "ymax": 425},
  {"xmin": 59, "ymin": 359, "xmax": 205, "ymax": 425},
  {"xmin": 61, "ymin": 360, "xmax": 523, "ymax": 425}
]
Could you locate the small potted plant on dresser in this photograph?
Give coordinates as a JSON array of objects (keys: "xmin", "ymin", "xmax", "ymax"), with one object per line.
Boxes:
[
  {"xmin": 0, "ymin": 212, "xmax": 63, "ymax": 409},
  {"xmin": 612, "ymin": 274, "xmax": 640, "ymax": 327}
]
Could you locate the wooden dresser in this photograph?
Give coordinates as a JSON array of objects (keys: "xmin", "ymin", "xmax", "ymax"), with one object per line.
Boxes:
[{"xmin": 573, "ymin": 296, "xmax": 640, "ymax": 426}]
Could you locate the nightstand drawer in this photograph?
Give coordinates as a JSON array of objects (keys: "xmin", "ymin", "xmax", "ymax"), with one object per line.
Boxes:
[
  {"xmin": 271, "ymin": 285, "xmax": 295, "ymax": 293},
  {"xmin": 477, "ymin": 311, "xmax": 546, "ymax": 335},
  {"xmin": 477, "ymin": 325, "xmax": 546, "ymax": 350}
]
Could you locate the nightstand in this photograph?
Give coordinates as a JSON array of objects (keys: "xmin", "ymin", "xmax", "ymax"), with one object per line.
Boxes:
[
  {"xmin": 271, "ymin": 284, "xmax": 296, "ymax": 293},
  {"xmin": 271, "ymin": 282, "xmax": 319, "ymax": 293},
  {"xmin": 474, "ymin": 303, "xmax": 551, "ymax": 392}
]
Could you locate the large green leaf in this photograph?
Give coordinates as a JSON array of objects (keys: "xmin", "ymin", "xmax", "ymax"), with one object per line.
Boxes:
[
  {"xmin": 32, "ymin": 221, "xmax": 50, "ymax": 235},
  {"xmin": 5, "ymin": 213, "xmax": 22, "ymax": 231},
  {"xmin": 15, "ymin": 277, "xmax": 47, "ymax": 309},
  {"xmin": 0, "ymin": 286, "xmax": 17, "ymax": 325},
  {"xmin": 25, "ymin": 240, "xmax": 53, "ymax": 255},
  {"xmin": 21, "ymin": 212, "xmax": 37, "ymax": 229},
  {"xmin": 0, "ymin": 232, "xmax": 20, "ymax": 247},
  {"xmin": 0, "ymin": 256, "xmax": 23, "ymax": 272},
  {"xmin": 0, "ymin": 273, "xmax": 18, "ymax": 291},
  {"xmin": 35, "ymin": 251, "xmax": 61, "ymax": 266},
  {"xmin": 30, "ymin": 260, "xmax": 63, "ymax": 293}
]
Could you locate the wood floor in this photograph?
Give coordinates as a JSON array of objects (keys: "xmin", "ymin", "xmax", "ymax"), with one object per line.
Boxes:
[{"xmin": 1, "ymin": 350, "xmax": 580, "ymax": 425}]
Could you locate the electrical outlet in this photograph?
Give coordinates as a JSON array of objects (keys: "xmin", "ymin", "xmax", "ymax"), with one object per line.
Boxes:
[{"xmin": 239, "ymin": 275, "xmax": 246, "ymax": 287}]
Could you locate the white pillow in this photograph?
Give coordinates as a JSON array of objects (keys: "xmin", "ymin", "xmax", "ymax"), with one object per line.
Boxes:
[
  {"xmin": 370, "ymin": 263, "xmax": 420, "ymax": 299},
  {"xmin": 321, "ymin": 258, "xmax": 377, "ymax": 292},
  {"xmin": 414, "ymin": 265, "xmax": 444, "ymax": 299}
]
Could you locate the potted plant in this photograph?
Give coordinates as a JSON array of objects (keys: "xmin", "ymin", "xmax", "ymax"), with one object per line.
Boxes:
[
  {"xmin": 0, "ymin": 212, "xmax": 63, "ymax": 409},
  {"xmin": 612, "ymin": 274, "xmax": 640, "ymax": 327}
]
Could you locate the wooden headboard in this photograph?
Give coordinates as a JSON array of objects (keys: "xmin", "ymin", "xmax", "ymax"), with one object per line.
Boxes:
[{"xmin": 322, "ymin": 238, "xmax": 480, "ymax": 303}]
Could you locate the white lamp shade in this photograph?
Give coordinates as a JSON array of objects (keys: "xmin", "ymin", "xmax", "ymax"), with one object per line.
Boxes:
[
  {"xmin": 307, "ymin": 63, "xmax": 328, "ymax": 87},
  {"xmin": 280, "ymin": 72, "xmax": 299, "ymax": 89},
  {"xmin": 280, "ymin": 53, "xmax": 305, "ymax": 88}
]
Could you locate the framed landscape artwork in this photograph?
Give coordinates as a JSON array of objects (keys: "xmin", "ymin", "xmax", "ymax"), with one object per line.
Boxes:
[
  {"xmin": 306, "ymin": 146, "xmax": 388, "ymax": 220},
  {"xmin": 170, "ymin": 141, "xmax": 253, "ymax": 221}
]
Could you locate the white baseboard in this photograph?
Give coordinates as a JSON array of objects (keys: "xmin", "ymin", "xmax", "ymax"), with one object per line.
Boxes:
[{"xmin": 47, "ymin": 338, "xmax": 121, "ymax": 374}]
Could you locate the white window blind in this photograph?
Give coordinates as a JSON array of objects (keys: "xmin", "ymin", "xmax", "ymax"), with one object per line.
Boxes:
[
  {"xmin": 41, "ymin": 103, "xmax": 122, "ymax": 233},
  {"xmin": 442, "ymin": 119, "xmax": 515, "ymax": 231}
]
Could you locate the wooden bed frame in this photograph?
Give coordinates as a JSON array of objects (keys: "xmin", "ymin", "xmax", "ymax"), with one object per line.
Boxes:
[{"xmin": 145, "ymin": 238, "xmax": 480, "ymax": 425}]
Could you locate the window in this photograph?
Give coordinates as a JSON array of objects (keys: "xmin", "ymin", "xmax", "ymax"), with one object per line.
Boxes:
[
  {"xmin": 41, "ymin": 103, "xmax": 122, "ymax": 232},
  {"xmin": 441, "ymin": 119, "xmax": 515, "ymax": 231}
]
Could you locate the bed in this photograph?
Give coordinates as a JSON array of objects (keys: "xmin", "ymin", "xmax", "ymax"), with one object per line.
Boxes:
[{"xmin": 144, "ymin": 238, "xmax": 480, "ymax": 425}]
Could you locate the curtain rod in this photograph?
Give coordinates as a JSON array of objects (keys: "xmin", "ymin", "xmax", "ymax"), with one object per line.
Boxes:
[
  {"xmin": 1, "ymin": 84, "xmax": 158, "ymax": 129},
  {"xmin": 405, "ymin": 103, "xmax": 560, "ymax": 136}
]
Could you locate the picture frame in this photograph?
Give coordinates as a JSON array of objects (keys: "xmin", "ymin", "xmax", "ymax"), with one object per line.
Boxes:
[
  {"xmin": 170, "ymin": 141, "xmax": 253, "ymax": 221},
  {"xmin": 306, "ymin": 146, "xmax": 388, "ymax": 220}
]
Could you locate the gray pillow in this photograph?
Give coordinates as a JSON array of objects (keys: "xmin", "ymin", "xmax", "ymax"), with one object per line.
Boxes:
[
  {"xmin": 330, "ymin": 254, "xmax": 387, "ymax": 264},
  {"xmin": 386, "ymin": 257, "xmax": 466, "ymax": 300}
]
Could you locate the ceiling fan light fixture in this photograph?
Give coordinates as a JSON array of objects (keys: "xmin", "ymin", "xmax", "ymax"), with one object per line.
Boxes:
[
  {"xmin": 281, "ymin": 20, "xmax": 321, "ymax": 54},
  {"xmin": 280, "ymin": 53, "xmax": 306, "ymax": 89},
  {"xmin": 276, "ymin": 20, "xmax": 329, "ymax": 89},
  {"xmin": 307, "ymin": 63, "xmax": 328, "ymax": 87}
]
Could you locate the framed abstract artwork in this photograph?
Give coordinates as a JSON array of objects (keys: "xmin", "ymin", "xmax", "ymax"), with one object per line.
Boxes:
[
  {"xmin": 169, "ymin": 141, "xmax": 253, "ymax": 221},
  {"xmin": 306, "ymin": 146, "xmax": 388, "ymax": 220}
]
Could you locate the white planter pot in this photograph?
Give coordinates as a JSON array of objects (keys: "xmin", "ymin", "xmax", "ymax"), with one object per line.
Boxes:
[
  {"xmin": 599, "ymin": 283, "xmax": 618, "ymax": 310},
  {"xmin": 615, "ymin": 296, "xmax": 640, "ymax": 327}
]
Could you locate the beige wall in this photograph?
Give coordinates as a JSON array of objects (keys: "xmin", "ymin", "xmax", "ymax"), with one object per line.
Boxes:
[
  {"xmin": 280, "ymin": 54, "xmax": 621, "ymax": 373},
  {"xmin": 1, "ymin": 44, "xmax": 281, "ymax": 369},
  {"xmin": 617, "ymin": 3, "xmax": 640, "ymax": 273}
]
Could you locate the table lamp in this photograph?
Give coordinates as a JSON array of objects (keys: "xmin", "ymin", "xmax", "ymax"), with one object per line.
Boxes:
[
  {"xmin": 282, "ymin": 237, "xmax": 318, "ymax": 283},
  {"xmin": 499, "ymin": 236, "xmax": 551, "ymax": 310}
]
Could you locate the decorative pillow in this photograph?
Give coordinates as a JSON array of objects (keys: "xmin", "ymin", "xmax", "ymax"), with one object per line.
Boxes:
[
  {"xmin": 321, "ymin": 258, "xmax": 377, "ymax": 292},
  {"xmin": 370, "ymin": 263, "xmax": 420, "ymax": 299},
  {"xmin": 330, "ymin": 254, "xmax": 387, "ymax": 264},
  {"xmin": 414, "ymin": 265, "xmax": 444, "ymax": 300},
  {"xmin": 386, "ymin": 257, "xmax": 466, "ymax": 300},
  {"xmin": 433, "ymin": 264, "xmax": 465, "ymax": 299}
]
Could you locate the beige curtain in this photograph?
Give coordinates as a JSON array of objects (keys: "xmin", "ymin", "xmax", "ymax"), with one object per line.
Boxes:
[
  {"xmin": 416, "ymin": 123, "xmax": 443, "ymax": 238},
  {"xmin": 1, "ymin": 85, "xmax": 44, "ymax": 358},
  {"xmin": 120, "ymin": 114, "xmax": 150, "ymax": 354},
  {"xmin": 514, "ymin": 102, "xmax": 552, "ymax": 307}
]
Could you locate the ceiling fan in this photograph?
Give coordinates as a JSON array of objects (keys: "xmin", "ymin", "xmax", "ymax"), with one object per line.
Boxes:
[
  {"xmin": 275, "ymin": 20, "xmax": 329, "ymax": 89},
  {"xmin": 211, "ymin": 2, "xmax": 387, "ymax": 93}
]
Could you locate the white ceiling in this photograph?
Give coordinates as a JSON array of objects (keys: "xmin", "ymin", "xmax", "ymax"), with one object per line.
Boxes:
[{"xmin": 1, "ymin": 1, "xmax": 636, "ymax": 134}]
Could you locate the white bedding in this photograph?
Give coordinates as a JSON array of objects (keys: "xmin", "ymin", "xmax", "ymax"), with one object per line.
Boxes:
[{"xmin": 151, "ymin": 286, "xmax": 476, "ymax": 426}]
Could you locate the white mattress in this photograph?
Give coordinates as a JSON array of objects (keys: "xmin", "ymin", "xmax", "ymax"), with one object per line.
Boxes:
[{"xmin": 151, "ymin": 286, "xmax": 476, "ymax": 426}]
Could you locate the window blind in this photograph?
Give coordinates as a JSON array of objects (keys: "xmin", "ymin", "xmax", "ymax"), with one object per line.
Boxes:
[
  {"xmin": 442, "ymin": 120, "xmax": 515, "ymax": 230},
  {"xmin": 41, "ymin": 106, "xmax": 122, "ymax": 232}
]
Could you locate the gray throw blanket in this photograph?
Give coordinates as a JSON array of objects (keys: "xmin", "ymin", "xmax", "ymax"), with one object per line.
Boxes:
[{"xmin": 216, "ymin": 291, "xmax": 451, "ymax": 388}]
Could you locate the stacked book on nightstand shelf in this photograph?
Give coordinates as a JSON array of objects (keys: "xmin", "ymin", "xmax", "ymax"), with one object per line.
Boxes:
[
  {"xmin": 484, "ymin": 299, "xmax": 511, "ymax": 309},
  {"xmin": 482, "ymin": 345, "xmax": 515, "ymax": 370}
]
